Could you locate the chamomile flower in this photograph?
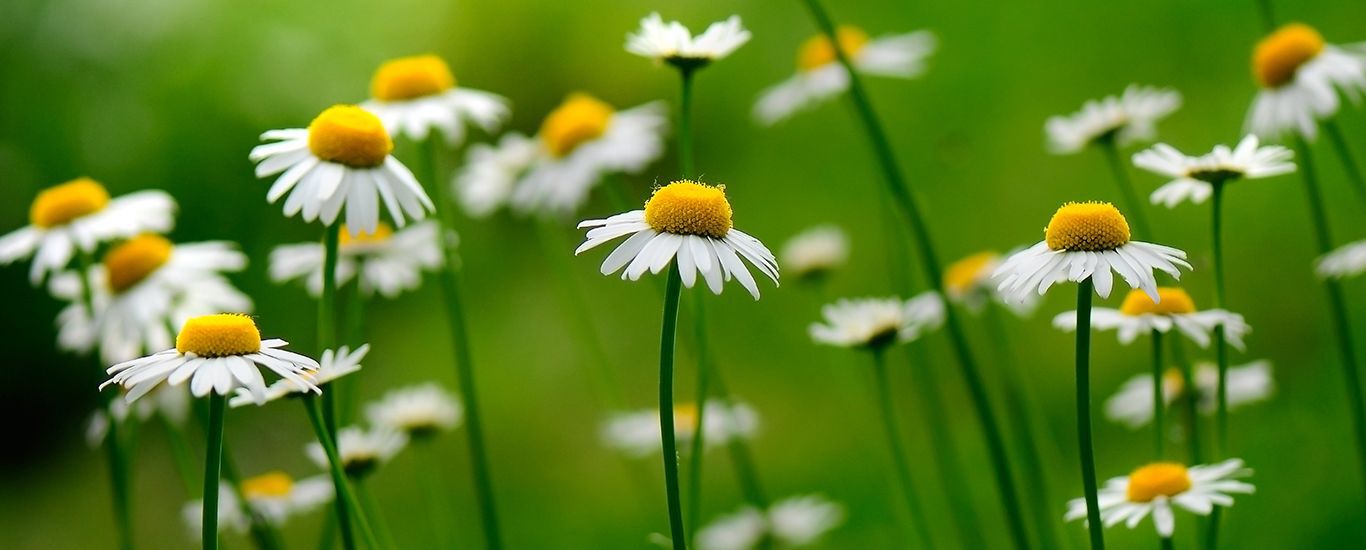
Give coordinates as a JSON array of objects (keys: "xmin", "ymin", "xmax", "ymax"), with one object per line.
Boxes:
[
  {"xmin": 268, "ymin": 222, "xmax": 442, "ymax": 298},
  {"xmin": 306, "ymin": 425, "xmax": 408, "ymax": 478},
  {"xmin": 754, "ymin": 26, "xmax": 936, "ymax": 125},
  {"xmin": 250, "ymin": 105, "xmax": 433, "ymax": 233},
  {"xmin": 1065, "ymin": 459, "xmax": 1255, "ymax": 538},
  {"xmin": 365, "ymin": 383, "xmax": 463, "ymax": 438},
  {"xmin": 1053, "ymin": 288, "xmax": 1250, "ymax": 349},
  {"xmin": 454, "ymin": 133, "xmax": 540, "ymax": 218},
  {"xmin": 184, "ymin": 473, "xmax": 333, "ymax": 534},
  {"xmin": 360, "ymin": 54, "xmax": 509, "ymax": 145},
  {"xmin": 1133, "ymin": 135, "xmax": 1295, "ymax": 208},
  {"xmin": 100, "ymin": 314, "xmax": 320, "ymax": 404},
  {"xmin": 1316, "ymin": 239, "xmax": 1366, "ymax": 279},
  {"xmin": 0, "ymin": 178, "xmax": 174, "ymax": 284},
  {"xmin": 601, "ymin": 400, "xmax": 758, "ymax": 458},
  {"xmin": 994, "ymin": 202, "xmax": 1191, "ymax": 302},
  {"xmin": 779, "ymin": 225, "xmax": 849, "ymax": 282},
  {"xmin": 1045, "ymin": 85, "xmax": 1182, "ymax": 154},
  {"xmin": 575, "ymin": 180, "xmax": 779, "ymax": 299},
  {"xmin": 86, "ymin": 385, "xmax": 191, "ymax": 447},
  {"xmin": 696, "ymin": 494, "xmax": 845, "ymax": 550},
  {"xmin": 1106, "ymin": 360, "xmax": 1274, "ymax": 429},
  {"xmin": 1246, "ymin": 23, "xmax": 1366, "ymax": 140},
  {"xmin": 943, "ymin": 250, "xmax": 1039, "ymax": 316},
  {"xmin": 626, "ymin": 13, "xmax": 750, "ymax": 69},
  {"xmin": 229, "ymin": 344, "xmax": 368, "ymax": 408},
  {"xmin": 809, "ymin": 292, "xmax": 944, "ymax": 349}
]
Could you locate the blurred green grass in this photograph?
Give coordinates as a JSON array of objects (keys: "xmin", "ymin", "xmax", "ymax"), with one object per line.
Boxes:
[{"xmin": 3, "ymin": 0, "xmax": 1366, "ymax": 548}]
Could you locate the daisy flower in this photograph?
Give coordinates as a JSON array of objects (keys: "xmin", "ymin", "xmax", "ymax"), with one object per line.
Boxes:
[
  {"xmin": 100, "ymin": 313, "xmax": 320, "ymax": 405},
  {"xmin": 1133, "ymin": 135, "xmax": 1295, "ymax": 208},
  {"xmin": 1066, "ymin": 459, "xmax": 1255, "ymax": 538},
  {"xmin": 1106, "ymin": 360, "xmax": 1274, "ymax": 429},
  {"xmin": 361, "ymin": 54, "xmax": 509, "ymax": 145},
  {"xmin": 754, "ymin": 26, "xmax": 936, "ymax": 125},
  {"xmin": 1053, "ymin": 287, "xmax": 1250, "ymax": 349},
  {"xmin": 86, "ymin": 385, "xmax": 191, "ymax": 447},
  {"xmin": 696, "ymin": 494, "xmax": 845, "ymax": 550},
  {"xmin": 809, "ymin": 292, "xmax": 944, "ymax": 350},
  {"xmin": 229, "ymin": 344, "xmax": 368, "ymax": 408},
  {"xmin": 184, "ymin": 473, "xmax": 333, "ymax": 534},
  {"xmin": 454, "ymin": 133, "xmax": 540, "ymax": 218},
  {"xmin": 250, "ymin": 104, "xmax": 433, "ymax": 234},
  {"xmin": 779, "ymin": 225, "xmax": 849, "ymax": 282},
  {"xmin": 943, "ymin": 250, "xmax": 1039, "ymax": 316},
  {"xmin": 1246, "ymin": 23, "xmax": 1366, "ymax": 140},
  {"xmin": 601, "ymin": 400, "xmax": 757, "ymax": 458},
  {"xmin": 0, "ymin": 177, "xmax": 174, "ymax": 284},
  {"xmin": 1045, "ymin": 85, "xmax": 1182, "ymax": 154},
  {"xmin": 268, "ymin": 221, "xmax": 442, "ymax": 298},
  {"xmin": 306, "ymin": 425, "xmax": 408, "ymax": 478},
  {"xmin": 994, "ymin": 202, "xmax": 1191, "ymax": 302},
  {"xmin": 1316, "ymin": 239, "xmax": 1366, "ymax": 279},
  {"xmin": 574, "ymin": 180, "xmax": 779, "ymax": 299},
  {"xmin": 626, "ymin": 13, "xmax": 750, "ymax": 69},
  {"xmin": 365, "ymin": 383, "xmax": 464, "ymax": 438}
]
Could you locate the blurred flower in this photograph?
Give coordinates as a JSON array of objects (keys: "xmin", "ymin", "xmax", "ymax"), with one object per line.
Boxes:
[
  {"xmin": 50, "ymin": 235, "xmax": 251, "ymax": 364},
  {"xmin": 0, "ymin": 177, "xmax": 174, "ymax": 284},
  {"xmin": 809, "ymin": 292, "xmax": 944, "ymax": 350},
  {"xmin": 1066, "ymin": 459, "xmax": 1255, "ymax": 538},
  {"xmin": 1133, "ymin": 135, "xmax": 1295, "ymax": 208},
  {"xmin": 183, "ymin": 472, "xmax": 333, "ymax": 535},
  {"xmin": 307, "ymin": 425, "xmax": 408, "ymax": 478},
  {"xmin": 943, "ymin": 250, "xmax": 1038, "ymax": 316},
  {"xmin": 1045, "ymin": 85, "xmax": 1181, "ymax": 154},
  {"xmin": 575, "ymin": 180, "xmax": 779, "ymax": 299},
  {"xmin": 994, "ymin": 202, "xmax": 1190, "ymax": 302},
  {"xmin": 269, "ymin": 222, "xmax": 442, "ymax": 298},
  {"xmin": 365, "ymin": 382, "xmax": 463, "ymax": 439},
  {"xmin": 1053, "ymin": 287, "xmax": 1250, "ymax": 349},
  {"xmin": 779, "ymin": 225, "xmax": 848, "ymax": 282},
  {"xmin": 696, "ymin": 494, "xmax": 845, "ymax": 550},
  {"xmin": 601, "ymin": 400, "xmax": 757, "ymax": 458},
  {"xmin": 86, "ymin": 385, "xmax": 191, "ymax": 447},
  {"xmin": 1246, "ymin": 23, "xmax": 1366, "ymax": 140},
  {"xmin": 625, "ymin": 13, "xmax": 750, "ymax": 69},
  {"xmin": 230, "ymin": 344, "xmax": 368, "ymax": 408},
  {"xmin": 361, "ymin": 54, "xmax": 509, "ymax": 145},
  {"xmin": 100, "ymin": 313, "xmax": 319, "ymax": 404},
  {"xmin": 755, "ymin": 26, "xmax": 935, "ymax": 125},
  {"xmin": 1316, "ymin": 238, "xmax": 1366, "ymax": 279},
  {"xmin": 1106, "ymin": 360, "xmax": 1274, "ymax": 429},
  {"xmin": 454, "ymin": 133, "xmax": 540, "ymax": 217},
  {"xmin": 250, "ymin": 105, "xmax": 433, "ymax": 234}
]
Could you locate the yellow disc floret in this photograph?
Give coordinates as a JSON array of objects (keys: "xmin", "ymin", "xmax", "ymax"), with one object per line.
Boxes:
[
  {"xmin": 944, "ymin": 252, "xmax": 999, "ymax": 296},
  {"xmin": 104, "ymin": 234, "xmax": 173, "ymax": 294},
  {"xmin": 1044, "ymin": 202, "xmax": 1131, "ymax": 251},
  {"xmin": 339, "ymin": 223, "xmax": 394, "ymax": 250},
  {"xmin": 1126, "ymin": 463, "xmax": 1193, "ymax": 502},
  {"xmin": 644, "ymin": 180, "xmax": 734, "ymax": 239},
  {"xmin": 673, "ymin": 403, "xmax": 699, "ymax": 435},
  {"xmin": 241, "ymin": 471, "xmax": 294, "ymax": 500},
  {"xmin": 1254, "ymin": 23, "xmax": 1325, "ymax": 88},
  {"xmin": 370, "ymin": 54, "xmax": 456, "ymax": 102},
  {"xmin": 176, "ymin": 314, "xmax": 261, "ymax": 357},
  {"xmin": 1162, "ymin": 367, "xmax": 1186, "ymax": 398},
  {"xmin": 307, "ymin": 105, "xmax": 393, "ymax": 168},
  {"xmin": 1119, "ymin": 287, "xmax": 1197, "ymax": 316},
  {"xmin": 29, "ymin": 177, "xmax": 111, "ymax": 228},
  {"xmin": 540, "ymin": 94, "xmax": 614, "ymax": 157},
  {"xmin": 798, "ymin": 26, "xmax": 870, "ymax": 72}
]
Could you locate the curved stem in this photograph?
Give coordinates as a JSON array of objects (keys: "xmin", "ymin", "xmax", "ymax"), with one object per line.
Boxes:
[
  {"xmin": 1324, "ymin": 120, "xmax": 1366, "ymax": 210},
  {"xmin": 906, "ymin": 344, "xmax": 981, "ymax": 549},
  {"xmin": 686, "ymin": 291, "xmax": 710, "ymax": 540},
  {"xmin": 658, "ymin": 264, "xmax": 687, "ymax": 549},
  {"xmin": 352, "ymin": 477, "xmax": 397, "ymax": 550},
  {"xmin": 871, "ymin": 349, "xmax": 935, "ymax": 549},
  {"xmin": 1210, "ymin": 181, "xmax": 1229, "ymax": 458},
  {"xmin": 304, "ymin": 396, "xmax": 380, "ymax": 550},
  {"xmin": 1075, "ymin": 280, "xmax": 1105, "ymax": 550},
  {"xmin": 1099, "ymin": 138, "xmax": 1152, "ymax": 239},
  {"xmin": 105, "ymin": 413, "xmax": 134, "ymax": 550},
  {"xmin": 1170, "ymin": 337, "xmax": 1203, "ymax": 465},
  {"xmin": 202, "ymin": 394, "xmax": 226, "ymax": 550},
  {"xmin": 219, "ymin": 444, "xmax": 285, "ymax": 550},
  {"xmin": 315, "ymin": 222, "xmax": 356, "ymax": 550},
  {"xmin": 1151, "ymin": 330, "xmax": 1166, "ymax": 458},
  {"xmin": 705, "ymin": 365, "xmax": 769, "ymax": 509},
  {"xmin": 1256, "ymin": 0, "xmax": 1275, "ymax": 31}
]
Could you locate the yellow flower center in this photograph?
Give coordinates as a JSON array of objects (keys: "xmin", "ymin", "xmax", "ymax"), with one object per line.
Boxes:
[
  {"xmin": 339, "ymin": 223, "xmax": 394, "ymax": 250},
  {"xmin": 644, "ymin": 180, "xmax": 734, "ymax": 238},
  {"xmin": 240, "ymin": 471, "xmax": 294, "ymax": 499},
  {"xmin": 307, "ymin": 105, "xmax": 393, "ymax": 168},
  {"xmin": 797, "ymin": 26, "xmax": 870, "ymax": 72},
  {"xmin": 1163, "ymin": 367, "xmax": 1186, "ymax": 398},
  {"xmin": 1044, "ymin": 202, "xmax": 1131, "ymax": 251},
  {"xmin": 944, "ymin": 252, "xmax": 999, "ymax": 295},
  {"xmin": 674, "ymin": 403, "xmax": 698, "ymax": 434},
  {"xmin": 1126, "ymin": 463, "xmax": 1193, "ymax": 502},
  {"xmin": 539, "ymin": 93, "xmax": 614, "ymax": 158},
  {"xmin": 176, "ymin": 314, "xmax": 261, "ymax": 357},
  {"xmin": 370, "ymin": 54, "xmax": 456, "ymax": 102},
  {"xmin": 29, "ymin": 177, "xmax": 111, "ymax": 228},
  {"xmin": 1254, "ymin": 23, "xmax": 1325, "ymax": 88},
  {"xmin": 104, "ymin": 234, "xmax": 173, "ymax": 294},
  {"xmin": 1119, "ymin": 287, "xmax": 1197, "ymax": 316}
]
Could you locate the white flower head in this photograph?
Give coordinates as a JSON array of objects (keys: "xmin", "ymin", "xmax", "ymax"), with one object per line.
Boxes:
[
  {"xmin": 626, "ymin": 13, "xmax": 750, "ymax": 68},
  {"xmin": 780, "ymin": 225, "xmax": 849, "ymax": 282},
  {"xmin": 1246, "ymin": 23, "xmax": 1366, "ymax": 140},
  {"xmin": 1317, "ymin": 238, "xmax": 1366, "ymax": 279},
  {"xmin": 1045, "ymin": 85, "xmax": 1182, "ymax": 154},
  {"xmin": 601, "ymin": 400, "xmax": 758, "ymax": 458},
  {"xmin": 1133, "ymin": 135, "xmax": 1295, "ymax": 208},
  {"xmin": 269, "ymin": 221, "xmax": 442, "ymax": 299},
  {"xmin": 86, "ymin": 384, "xmax": 191, "ymax": 447},
  {"xmin": 1053, "ymin": 287, "xmax": 1250, "ymax": 350},
  {"xmin": 1106, "ymin": 361, "xmax": 1274, "ymax": 429},
  {"xmin": 365, "ymin": 382, "xmax": 463, "ymax": 438},
  {"xmin": 453, "ymin": 133, "xmax": 540, "ymax": 218},
  {"xmin": 307, "ymin": 425, "xmax": 408, "ymax": 478},
  {"xmin": 809, "ymin": 292, "xmax": 944, "ymax": 349},
  {"xmin": 1066, "ymin": 459, "xmax": 1255, "ymax": 538},
  {"xmin": 183, "ymin": 473, "xmax": 333, "ymax": 535},
  {"xmin": 361, "ymin": 54, "xmax": 509, "ymax": 145},
  {"xmin": 943, "ymin": 250, "xmax": 1039, "ymax": 317},
  {"xmin": 230, "ymin": 344, "xmax": 368, "ymax": 408},
  {"xmin": 696, "ymin": 494, "xmax": 845, "ymax": 550}
]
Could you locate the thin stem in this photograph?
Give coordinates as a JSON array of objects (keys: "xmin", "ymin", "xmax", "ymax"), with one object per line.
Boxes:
[
  {"xmin": 658, "ymin": 264, "xmax": 687, "ymax": 549},
  {"xmin": 161, "ymin": 415, "xmax": 200, "ymax": 497},
  {"xmin": 1211, "ymin": 180, "xmax": 1229, "ymax": 457},
  {"xmin": 203, "ymin": 394, "xmax": 226, "ymax": 550},
  {"xmin": 686, "ymin": 291, "xmax": 711, "ymax": 540},
  {"xmin": 871, "ymin": 349, "xmax": 936, "ymax": 550},
  {"xmin": 416, "ymin": 444, "xmax": 457, "ymax": 548},
  {"xmin": 1161, "ymin": 536, "xmax": 1175, "ymax": 550},
  {"xmin": 1099, "ymin": 138, "xmax": 1153, "ymax": 238},
  {"xmin": 304, "ymin": 396, "xmax": 380, "ymax": 550},
  {"xmin": 706, "ymin": 365, "xmax": 769, "ymax": 509},
  {"xmin": 1152, "ymin": 330, "xmax": 1166, "ymax": 458},
  {"xmin": 1170, "ymin": 338, "xmax": 1203, "ymax": 465},
  {"xmin": 104, "ymin": 412, "xmax": 134, "ymax": 550},
  {"xmin": 1255, "ymin": 0, "xmax": 1275, "ymax": 32},
  {"xmin": 320, "ymin": 222, "xmax": 341, "ymax": 350},
  {"xmin": 1323, "ymin": 119, "xmax": 1366, "ymax": 211},
  {"xmin": 1075, "ymin": 280, "xmax": 1105, "ymax": 550},
  {"xmin": 352, "ymin": 477, "xmax": 397, "ymax": 550},
  {"xmin": 906, "ymin": 344, "xmax": 982, "ymax": 549},
  {"xmin": 219, "ymin": 444, "xmax": 286, "ymax": 550},
  {"xmin": 678, "ymin": 67, "xmax": 696, "ymax": 178}
]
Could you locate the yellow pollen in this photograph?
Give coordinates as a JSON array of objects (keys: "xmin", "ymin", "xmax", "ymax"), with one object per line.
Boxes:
[
  {"xmin": 29, "ymin": 177, "xmax": 111, "ymax": 228},
  {"xmin": 1253, "ymin": 23, "xmax": 1325, "ymax": 88},
  {"xmin": 1044, "ymin": 202, "xmax": 1131, "ymax": 251},
  {"xmin": 944, "ymin": 252, "xmax": 999, "ymax": 295},
  {"xmin": 307, "ymin": 105, "xmax": 393, "ymax": 168},
  {"xmin": 104, "ymin": 234, "xmax": 173, "ymax": 294},
  {"xmin": 176, "ymin": 314, "xmax": 261, "ymax": 357},
  {"xmin": 370, "ymin": 54, "xmax": 457, "ymax": 102},
  {"xmin": 1126, "ymin": 463, "xmax": 1192, "ymax": 502},
  {"xmin": 673, "ymin": 403, "xmax": 699, "ymax": 434},
  {"xmin": 339, "ymin": 223, "xmax": 394, "ymax": 249},
  {"xmin": 539, "ymin": 93, "xmax": 614, "ymax": 157},
  {"xmin": 1119, "ymin": 287, "xmax": 1197, "ymax": 316},
  {"xmin": 797, "ymin": 26, "xmax": 870, "ymax": 72},
  {"xmin": 644, "ymin": 180, "xmax": 734, "ymax": 238},
  {"xmin": 240, "ymin": 471, "xmax": 294, "ymax": 499}
]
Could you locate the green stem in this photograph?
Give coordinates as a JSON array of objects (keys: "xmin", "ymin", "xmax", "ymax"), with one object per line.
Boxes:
[
  {"xmin": 678, "ymin": 67, "xmax": 696, "ymax": 178},
  {"xmin": 1255, "ymin": 0, "xmax": 1275, "ymax": 32},
  {"xmin": 1323, "ymin": 119, "xmax": 1366, "ymax": 212},
  {"xmin": 203, "ymin": 394, "xmax": 226, "ymax": 550},
  {"xmin": 1170, "ymin": 338, "xmax": 1203, "ymax": 465},
  {"xmin": 685, "ymin": 291, "xmax": 711, "ymax": 540},
  {"xmin": 219, "ymin": 444, "xmax": 286, "ymax": 550},
  {"xmin": 1211, "ymin": 180, "xmax": 1229, "ymax": 458},
  {"xmin": 1074, "ymin": 280, "xmax": 1105, "ymax": 550},
  {"xmin": 416, "ymin": 444, "xmax": 456, "ymax": 548},
  {"xmin": 1152, "ymin": 330, "xmax": 1166, "ymax": 458},
  {"xmin": 658, "ymin": 264, "xmax": 687, "ymax": 549},
  {"xmin": 352, "ymin": 477, "xmax": 397, "ymax": 550},
  {"xmin": 1161, "ymin": 536, "xmax": 1175, "ymax": 550},
  {"xmin": 1099, "ymin": 138, "xmax": 1153, "ymax": 239},
  {"xmin": 906, "ymin": 344, "xmax": 981, "ymax": 549},
  {"xmin": 104, "ymin": 412, "xmax": 134, "ymax": 550},
  {"xmin": 304, "ymin": 396, "xmax": 380, "ymax": 550},
  {"xmin": 161, "ymin": 415, "xmax": 200, "ymax": 497},
  {"xmin": 706, "ymin": 365, "xmax": 769, "ymax": 509},
  {"xmin": 871, "ymin": 349, "xmax": 936, "ymax": 550},
  {"xmin": 320, "ymin": 223, "xmax": 341, "ymax": 350}
]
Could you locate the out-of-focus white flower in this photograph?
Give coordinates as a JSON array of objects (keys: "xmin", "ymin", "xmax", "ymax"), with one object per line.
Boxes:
[
  {"xmin": 1045, "ymin": 85, "xmax": 1181, "ymax": 154},
  {"xmin": 626, "ymin": 13, "xmax": 750, "ymax": 68},
  {"xmin": 602, "ymin": 400, "xmax": 758, "ymax": 458},
  {"xmin": 809, "ymin": 292, "xmax": 944, "ymax": 349},
  {"xmin": 269, "ymin": 222, "xmax": 442, "ymax": 299},
  {"xmin": 696, "ymin": 494, "xmax": 845, "ymax": 550},
  {"xmin": 365, "ymin": 382, "xmax": 463, "ymax": 438},
  {"xmin": 780, "ymin": 225, "xmax": 848, "ymax": 282},
  {"xmin": 361, "ymin": 54, "xmax": 509, "ymax": 145}
]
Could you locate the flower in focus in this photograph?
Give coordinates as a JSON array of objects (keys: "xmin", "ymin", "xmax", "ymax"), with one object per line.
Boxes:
[
  {"xmin": 1106, "ymin": 360, "xmax": 1274, "ymax": 429},
  {"xmin": 1053, "ymin": 287, "xmax": 1250, "ymax": 349},
  {"xmin": 1316, "ymin": 239, "xmax": 1366, "ymax": 279},
  {"xmin": 575, "ymin": 180, "xmax": 779, "ymax": 299},
  {"xmin": 943, "ymin": 250, "xmax": 1038, "ymax": 316},
  {"xmin": 1066, "ymin": 459, "xmax": 1255, "ymax": 537},
  {"xmin": 626, "ymin": 13, "xmax": 750, "ymax": 69},
  {"xmin": 809, "ymin": 292, "xmax": 944, "ymax": 350},
  {"xmin": 306, "ymin": 425, "xmax": 408, "ymax": 478},
  {"xmin": 269, "ymin": 222, "xmax": 442, "ymax": 298},
  {"xmin": 183, "ymin": 472, "xmax": 333, "ymax": 534},
  {"xmin": 0, "ymin": 177, "xmax": 174, "ymax": 284},
  {"xmin": 601, "ymin": 400, "xmax": 757, "ymax": 458},
  {"xmin": 755, "ymin": 26, "xmax": 936, "ymax": 125},
  {"xmin": 1045, "ymin": 85, "xmax": 1182, "ymax": 154},
  {"xmin": 1246, "ymin": 23, "xmax": 1366, "ymax": 140},
  {"xmin": 1133, "ymin": 135, "xmax": 1295, "ymax": 208},
  {"xmin": 779, "ymin": 225, "xmax": 848, "ymax": 283},
  {"xmin": 365, "ymin": 382, "xmax": 464, "ymax": 439},
  {"xmin": 229, "ymin": 344, "xmax": 368, "ymax": 408},
  {"xmin": 250, "ymin": 105, "xmax": 433, "ymax": 233},
  {"xmin": 361, "ymin": 54, "xmax": 509, "ymax": 145},
  {"xmin": 695, "ymin": 494, "xmax": 845, "ymax": 550}
]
